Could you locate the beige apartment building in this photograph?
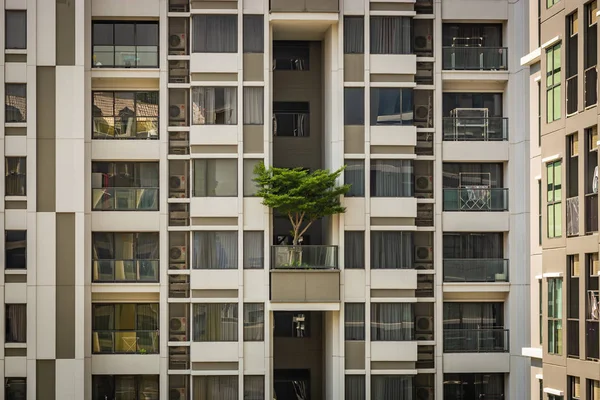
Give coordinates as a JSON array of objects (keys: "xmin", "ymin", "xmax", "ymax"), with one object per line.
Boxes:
[
  {"xmin": 0, "ymin": 0, "xmax": 529, "ymax": 398},
  {"xmin": 522, "ymin": 0, "xmax": 600, "ymax": 398}
]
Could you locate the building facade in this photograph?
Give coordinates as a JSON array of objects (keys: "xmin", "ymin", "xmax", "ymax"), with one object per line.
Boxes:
[
  {"xmin": 522, "ymin": 0, "xmax": 600, "ymax": 398},
  {"xmin": 1, "ymin": 0, "xmax": 529, "ymax": 398}
]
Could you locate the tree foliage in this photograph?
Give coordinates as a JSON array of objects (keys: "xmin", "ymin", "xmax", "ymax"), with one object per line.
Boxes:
[{"xmin": 253, "ymin": 162, "xmax": 350, "ymax": 245}]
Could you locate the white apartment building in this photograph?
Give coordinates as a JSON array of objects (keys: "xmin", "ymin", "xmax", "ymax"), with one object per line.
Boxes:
[{"xmin": 0, "ymin": 0, "xmax": 530, "ymax": 398}]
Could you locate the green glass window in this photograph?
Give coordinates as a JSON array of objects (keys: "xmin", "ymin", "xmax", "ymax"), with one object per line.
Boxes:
[
  {"xmin": 547, "ymin": 160, "xmax": 563, "ymax": 238},
  {"xmin": 546, "ymin": 43, "xmax": 562, "ymax": 122},
  {"xmin": 548, "ymin": 278, "xmax": 563, "ymax": 355}
]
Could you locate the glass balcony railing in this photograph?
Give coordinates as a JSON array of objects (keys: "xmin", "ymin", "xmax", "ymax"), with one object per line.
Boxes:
[
  {"xmin": 443, "ymin": 259, "xmax": 509, "ymax": 283},
  {"xmin": 93, "ymin": 46, "xmax": 158, "ymax": 68},
  {"xmin": 92, "ymin": 188, "xmax": 159, "ymax": 211},
  {"xmin": 92, "ymin": 331, "xmax": 159, "ymax": 354},
  {"xmin": 443, "ymin": 329, "xmax": 509, "ymax": 353},
  {"xmin": 442, "ymin": 117, "xmax": 508, "ymax": 141},
  {"xmin": 442, "ymin": 47, "xmax": 508, "ymax": 71},
  {"xmin": 93, "ymin": 117, "xmax": 159, "ymax": 139},
  {"xmin": 443, "ymin": 188, "xmax": 508, "ymax": 211},
  {"xmin": 271, "ymin": 245, "xmax": 338, "ymax": 270},
  {"xmin": 92, "ymin": 260, "xmax": 159, "ymax": 283}
]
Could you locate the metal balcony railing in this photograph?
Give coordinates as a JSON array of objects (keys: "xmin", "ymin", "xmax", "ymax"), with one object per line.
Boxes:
[
  {"xmin": 443, "ymin": 188, "xmax": 508, "ymax": 211},
  {"xmin": 271, "ymin": 245, "xmax": 338, "ymax": 270},
  {"xmin": 442, "ymin": 117, "xmax": 508, "ymax": 141},
  {"xmin": 442, "ymin": 47, "xmax": 508, "ymax": 71},
  {"xmin": 443, "ymin": 328, "xmax": 509, "ymax": 353},
  {"xmin": 443, "ymin": 259, "xmax": 509, "ymax": 283}
]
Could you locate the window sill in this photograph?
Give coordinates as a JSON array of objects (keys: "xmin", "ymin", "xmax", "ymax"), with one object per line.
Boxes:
[
  {"xmin": 5, "ymin": 343, "xmax": 27, "ymax": 349},
  {"xmin": 5, "ymin": 49, "xmax": 27, "ymax": 55},
  {"xmin": 5, "ymin": 122, "xmax": 27, "ymax": 128},
  {"xmin": 5, "ymin": 269, "xmax": 27, "ymax": 275},
  {"xmin": 5, "ymin": 196, "xmax": 26, "ymax": 201}
]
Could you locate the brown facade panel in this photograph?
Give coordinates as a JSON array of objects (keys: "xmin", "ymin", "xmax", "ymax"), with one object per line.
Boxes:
[
  {"xmin": 192, "ymin": 362, "xmax": 239, "ymax": 370},
  {"xmin": 191, "ymin": 289, "xmax": 239, "ymax": 298},
  {"xmin": 344, "ymin": 54, "xmax": 364, "ymax": 82},
  {"xmin": 345, "ymin": 341, "xmax": 366, "ymax": 369},
  {"xmin": 370, "ymin": 289, "xmax": 415, "ymax": 297},
  {"xmin": 271, "ymin": 271, "xmax": 340, "ymax": 302},
  {"xmin": 191, "ymin": 73, "xmax": 238, "ymax": 81},
  {"xmin": 270, "ymin": 0, "xmax": 338, "ymax": 12},
  {"xmin": 36, "ymin": 360, "xmax": 56, "ymax": 400},
  {"xmin": 56, "ymin": 213, "xmax": 76, "ymax": 359},
  {"xmin": 370, "ymin": 74, "xmax": 414, "ymax": 83},
  {"xmin": 369, "ymin": 2, "xmax": 413, "ymax": 11},
  {"xmin": 36, "ymin": 67, "xmax": 56, "ymax": 213},
  {"xmin": 191, "ymin": 217, "xmax": 238, "ymax": 226},
  {"xmin": 56, "ymin": 0, "xmax": 75, "ymax": 65},
  {"xmin": 190, "ymin": 145, "xmax": 238, "ymax": 154},
  {"xmin": 344, "ymin": 126, "xmax": 365, "ymax": 154},
  {"xmin": 243, "ymin": 125, "xmax": 265, "ymax": 153},
  {"xmin": 243, "ymin": 54, "xmax": 264, "ymax": 81}
]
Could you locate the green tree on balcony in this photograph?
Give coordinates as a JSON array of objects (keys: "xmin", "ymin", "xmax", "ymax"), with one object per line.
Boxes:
[{"xmin": 253, "ymin": 162, "xmax": 350, "ymax": 267}]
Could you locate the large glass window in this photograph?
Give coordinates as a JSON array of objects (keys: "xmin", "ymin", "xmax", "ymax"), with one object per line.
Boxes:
[
  {"xmin": 548, "ymin": 277, "xmax": 564, "ymax": 354},
  {"xmin": 193, "ymin": 303, "xmax": 238, "ymax": 341},
  {"xmin": 92, "ymin": 233, "xmax": 159, "ymax": 282},
  {"xmin": 371, "ymin": 231, "xmax": 413, "ymax": 269},
  {"xmin": 443, "ymin": 232, "xmax": 503, "ymax": 259},
  {"xmin": 568, "ymin": 376, "xmax": 581, "ymax": 399},
  {"xmin": 547, "ymin": 160, "xmax": 563, "ymax": 238},
  {"xmin": 243, "ymin": 303, "xmax": 264, "ymax": 341},
  {"xmin": 344, "ymin": 17, "xmax": 364, "ymax": 54},
  {"xmin": 243, "ymin": 231, "xmax": 264, "ymax": 269},
  {"xmin": 92, "ymin": 375, "xmax": 159, "ymax": 400},
  {"xmin": 92, "ymin": 303, "xmax": 159, "ymax": 354},
  {"xmin": 193, "ymin": 376, "xmax": 238, "ymax": 400},
  {"xmin": 345, "ymin": 231, "xmax": 365, "ymax": 269},
  {"xmin": 244, "ymin": 159, "xmax": 260, "ymax": 197},
  {"xmin": 92, "ymin": 162, "xmax": 159, "ymax": 211},
  {"xmin": 5, "ymin": 157, "xmax": 26, "ymax": 196},
  {"xmin": 443, "ymin": 302, "xmax": 506, "ymax": 353},
  {"xmin": 346, "ymin": 376, "xmax": 365, "ymax": 400},
  {"xmin": 371, "ymin": 376, "xmax": 413, "ymax": 399},
  {"xmin": 588, "ymin": 379, "xmax": 600, "ymax": 400},
  {"xmin": 442, "ymin": 23, "xmax": 502, "ymax": 47},
  {"xmin": 92, "ymin": 91, "xmax": 159, "ymax": 139},
  {"xmin": 5, "ymin": 378, "xmax": 26, "ymax": 400},
  {"xmin": 345, "ymin": 303, "xmax": 365, "ymax": 340},
  {"xmin": 443, "ymin": 373, "xmax": 505, "ymax": 400},
  {"xmin": 193, "ymin": 231, "xmax": 238, "ymax": 269},
  {"xmin": 345, "ymin": 160, "xmax": 365, "ymax": 197},
  {"xmin": 5, "ymin": 84, "xmax": 27, "ymax": 123},
  {"xmin": 243, "ymin": 15, "xmax": 264, "ymax": 53},
  {"xmin": 273, "ymin": 102, "xmax": 310, "ymax": 136},
  {"xmin": 5, "ymin": 11, "xmax": 26, "ymax": 50},
  {"xmin": 6, "ymin": 304, "xmax": 26, "ymax": 343},
  {"xmin": 192, "ymin": 15, "xmax": 237, "ymax": 53},
  {"xmin": 192, "ymin": 87, "xmax": 237, "ymax": 125},
  {"xmin": 371, "ymin": 303, "xmax": 413, "ymax": 341},
  {"xmin": 567, "ymin": 12, "xmax": 579, "ymax": 116},
  {"xmin": 193, "ymin": 159, "xmax": 238, "ymax": 197},
  {"xmin": 370, "ymin": 88, "xmax": 413, "ymax": 125},
  {"xmin": 442, "ymin": 93, "xmax": 503, "ymax": 117},
  {"xmin": 370, "ymin": 17, "xmax": 412, "ymax": 54},
  {"xmin": 370, "ymin": 160, "xmax": 414, "ymax": 197},
  {"xmin": 344, "ymin": 88, "xmax": 365, "ymax": 125},
  {"xmin": 92, "ymin": 22, "xmax": 158, "ymax": 68},
  {"xmin": 244, "ymin": 376, "xmax": 264, "ymax": 400},
  {"xmin": 585, "ymin": 1, "xmax": 598, "ymax": 107},
  {"xmin": 5, "ymin": 230, "xmax": 26, "ymax": 270},
  {"xmin": 442, "ymin": 163, "xmax": 504, "ymax": 188},
  {"xmin": 273, "ymin": 41, "xmax": 310, "ymax": 70},
  {"xmin": 243, "ymin": 87, "xmax": 264, "ymax": 125},
  {"xmin": 546, "ymin": 43, "xmax": 562, "ymax": 122}
]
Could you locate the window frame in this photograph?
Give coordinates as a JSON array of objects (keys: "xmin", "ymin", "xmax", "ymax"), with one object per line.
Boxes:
[
  {"xmin": 370, "ymin": 303, "xmax": 414, "ymax": 341},
  {"xmin": 370, "ymin": 16, "xmax": 413, "ymax": 55},
  {"xmin": 243, "ymin": 87, "xmax": 264, "ymax": 125},
  {"xmin": 547, "ymin": 160, "xmax": 563, "ymax": 238},
  {"xmin": 370, "ymin": 87, "xmax": 414, "ymax": 126},
  {"xmin": 91, "ymin": 21, "xmax": 159, "ymax": 68},
  {"xmin": 192, "ymin": 231, "xmax": 238, "ymax": 269},
  {"xmin": 5, "ymin": 304, "xmax": 26, "ymax": 343},
  {"xmin": 344, "ymin": 16, "xmax": 364, "ymax": 54},
  {"xmin": 344, "ymin": 87, "xmax": 365, "ymax": 126},
  {"xmin": 193, "ymin": 158, "xmax": 238, "ymax": 197},
  {"xmin": 5, "ymin": 377, "xmax": 26, "ymax": 400},
  {"xmin": 5, "ymin": 156, "xmax": 26, "ymax": 197},
  {"xmin": 370, "ymin": 231, "xmax": 414, "ymax": 269},
  {"xmin": 345, "ymin": 159, "xmax": 365, "ymax": 197},
  {"xmin": 191, "ymin": 86, "xmax": 238, "ymax": 125},
  {"xmin": 192, "ymin": 303, "xmax": 239, "ymax": 342},
  {"xmin": 5, "ymin": 83, "xmax": 27, "ymax": 123},
  {"xmin": 243, "ymin": 231, "xmax": 264, "ymax": 269},
  {"xmin": 243, "ymin": 15, "xmax": 264, "ymax": 53},
  {"xmin": 192, "ymin": 15, "xmax": 238, "ymax": 53},
  {"xmin": 243, "ymin": 303, "xmax": 265, "ymax": 341},
  {"xmin": 92, "ymin": 91, "xmax": 159, "ymax": 139},
  {"xmin": 548, "ymin": 277, "xmax": 564, "ymax": 355},
  {"xmin": 5, "ymin": 230, "xmax": 26, "ymax": 270},
  {"xmin": 345, "ymin": 303, "xmax": 365, "ymax": 341},
  {"xmin": 5, "ymin": 10, "xmax": 27, "ymax": 50},
  {"xmin": 546, "ymin": 43, "xmax": 562, "ymax": 123},
  {"xmin": 92, "ymin": 375, "xmax": 159, "ymax": 400}
]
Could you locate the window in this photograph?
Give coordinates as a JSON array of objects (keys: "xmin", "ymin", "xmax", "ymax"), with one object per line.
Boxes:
[
  {"xmin": 442, "ymin": 23, "xmax": 502, "ymax": 48},
  {"xmin": 192, "ymin": 15, "xmax": 237, "ymax": 53},
  {"xmin": 6, "ymin": 304, "xmax": 26, "ymax": 343},
  {"xmin": 443, "ymin": 373, "xmax": 504, "ymax": 400},
  {"xmin": 539, "ymin": 279, "xmax": 543, "ymax": 344},
  {"xmin": 548, "ymin": 277, "xmax": 564, "ymax": 354},
  {"xmin": 345, "ymin": 231, "xmax": 364, "ymax": 269},
  {"xmin": 371, "ymin": 376, "xmax": 413, "ymax": 398},
  {"xmin": 345, "ymin": 376, "xmax": 365, "ymax": 400},
  {"xmin": 547, "ymin": 43, "xmax": 562, "ymax": 123},
  {"xmin": 243, "ymin": 15, "xmax": 264, "ymax": 53},
  {"xmin": 92, "ymin": 303, "xmax": 159, "ymax": 354},
  {"xmin": 442, "ymin": 162, "xmax": 504, "ymax": 188},
  {"xmin": 92, "ymin": 91, "xmax": 159, "ymax": 139},
  {"xmin": 548, "ymin": 395, "xmax": 564, "ymax": 400},
  {"xmin": 567, "ymin": 255, "xmax": 580, "ymax": 358},
  {"xmin": 193, "ymin": 303, "xmax": 238, "ymax": 341},
  {"xmin": 192, "ymin": 231, "xmax": 238, "ymax": 269},
  {"xmin": 273, "ymin": 41, "xmax": 309, "ymax": 70},
  {"xmin": 345, "ymin": 303, "xmax": 365, "ymax": 340},
  {"xmin": 568, "ymin": 376, "xmax": 581, "ymax": 399},
  {"xmin": 547, "ymin": 0, "xmax": 560, "ymax": 9},
  {"xmin": 547, "ymin": 160, "xmax": 563, "ymax": 238},
  {"xmin": 244, "ymin": 159, "xmax": 261, "ymax": 196},
  {"xmin": 243, "ymin": 303, "xmax": 264, "ymax": 341},
  {"xmin": 585, "ymin": 1, "xmax": 598, "ymax": 107},
  {"xmin": 539, "ymin": 180, "xmax": 543, "ymax": 244},
  {"xmin": 370, "ymin": 88, "xmax": 413, "ymax": 125},
  {"xmin": 5, "ymin": 11, "xmax": 26, "ymax": 50},
  {"xmin": 273, "ymin": 102, "xmax": 309, "ymax": 137},
  {"xmin": 5, "ymin": 230, "xmax": 26, "ymax": 270},
  {"xmin": 243, "ymin": 87, "xmax": 264, "ymax": 125},
  {"xmin": 273, "ymin": 312, "xmax": 312, "ymax": 337},
  {"xmin": 92, "ymin": 375, "xmax": 159, "ymax": 400},
  {"xmin": 92, "ymin": 162, "xmax": 159, "ymax": 211},
  {"xmin": 193, "ymin": 159, "xmax": 238, "ymax": 197},
  {"xmin": 92, "ymin": 22, "xmax": 158, "ymax": 68},
  {"xmin": 539, "ymin": 82, "xmax": 542, "ymax": 146},
  {"xmin": 442, "ymin": 232, "xmax": 503, "ymax": 259},
  {"xmin": 371, "ymin": 303, "xmax": 413, "ymax": 340},
  {"xmin": 5, "ymin": 84, "xmax": 26, "ymax": 123},
  {"xmin": 193, "ymin": 376, "xmax": 238, "ymax": 400},
  {"xmin": 5, "ymin": 378, "xmax": 26, "ymax": 400},
  {"xmin": 371, "ymin": 231, "xmax": 413, "ymax": 269},
  {"xmin": 244, "ymin": 376, "xmax": 264, "ymax": 400},
  {"xmin": 586, "ymin": 253, "xmax": 599, "ymax": 360},
  {"xmin": 92, "ymin": 233, "xmax": 159, "ymax": 282},
  {"xmin": 344, "ymin": 88, "xmax": 365, "ymax": 125},
  {"xmin": 370, "ymin": 160, "xmax": 414, "ymax": 197},
  {"xmin": 345, "ymin": 160, "xmax": 365, "ymax": 197},
  {"xmin": 5, "ymin": 157, "xmax": 26, "ymax": 196},
  {"xmin": 244, "ymin": 231, "xmax": 264, "ymax": 269},
  {"xmin": 567, "ymin": 135, "xmax": 579, "ymax": 236},
  {"xmin": 588, "ymin": 379, "xmax": 600, "ymax": 400},
  {"xmin": 442, "ymin": 92, "xmax": 503, "ymax": 118},
  {"xmin": 344, "ymin": 17, "xmax": 364, "ymax": 54},
  {"xmin": 443, "ymin": 302, "xmax": 506, "ymax": 352},
  {"xmin": 585, "ymin": 127, "xmax": 598, "ymax": 233},
  {"xmin": 370, "ymin": 17, "xmax": 412, "ymax": 54},
  {"xmin": 192, "ymin": 87, "xmax": 237, "ymax": 125},
  {"xmin": 567, "ymin": 12, "xmax": 579, "ymax": 116}
]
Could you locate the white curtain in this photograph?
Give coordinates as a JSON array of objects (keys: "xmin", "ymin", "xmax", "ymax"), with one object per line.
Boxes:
[
  {"xmin": 345, "ymin": 160, "xmax": 365, "ymax": 197},
  {"xmin": 243, "ymin": 231, "xmax": 264, "ymax": 269},
  {"xmin": 371, "ymin": 231, "xmax": 413, "ymax": 269},
  {"xmin": 243, "ymin": 159, "xmax": 260, "ymax": 197},
  {"xmin": 344, "ymin": 17, "xmax": 364, "ymax": 54},
  {"xmin": 193, "ymin": 232, "xmax": 238, "ymax": 269},
  {"xmin": 345, "ymin": 303, "xmax": 365, "ymax": 340},
  {"xmin": 192, "ymin": 87, "xmax": 237, "ymax": 125},
  {"xmin": 345, "ymin": 376, "xmax": 365, "ymax": 400},
  {"xmin": 6, "ymin": 304, "xmax": 26, "ymax": 342},
  {"xmin": 243, "ymin": 15, "xmax": 264, "ymax": 53},
  {"xmin": 370, "ymin": 160, "xmax": 414, "ymax": 197},
  {"xmin": 344, "ymin": 231, "xmax": 365, "ymax": 269},
  {"xmin": 243, "ymin": 87, "xmax": 264, "ymax": 125},
  {"xmin": 193, "ymin": 304, "xmax": 238, "ymax": 342},
  {"xmin": 243, "ymin": 303, "xmax": 264, "ymax": 341},
  {"xmin": 370, "ymin": 17, "xmax": 412, "ymax": 54},
  {"xmin": 193, "ymin": 376, "xmax": 238, "ymax": 400},
  {"xmin": 192, "ymin": 15, "xmax": 237, "ymax": 53},
  {"xmin": 193, "ymin": 159, "xmax": 238, "ymax": 197},
  {"xmin": 371, "ymin": 303, "xmax": 413, "ymax": 341},
  {"xmin": 371, "ymin": 376, "xmax": 413, "ymax": 400}
]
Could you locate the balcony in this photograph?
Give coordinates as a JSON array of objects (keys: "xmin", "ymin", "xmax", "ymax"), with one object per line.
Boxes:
[
  {"xmin": 443, "ymin": 259, "xmax": 508, "ymax": 283},
  {"xmin": 443, "ymin": 329, "xmax": 509, "ymax": 353},
  {"xmin": 92, "ymin": 188, "xmax": 159, "ymax": 211},
  {"xmin": 270, "ymin": 245, "xmax": 340, "ymax": 303},
  {"xmin": 269, "ymin": 0, "xmax": 338, "ymax": 12},
  {"xmin": 93, "ymin": 46, "xmax": 158, "ymax": 68},
  {"xmin": 442, "ymin": 117, "xmax": 508, "ymax": 141},
  {"xmin": 93, "ymin": 117, "xmax": 159, "ymax": 139},
  {"xmin": 92, "ymin": 331, "xmax": 159, "ymax": 354},
  {"xmin": 442, "ymin": 47, "xmax": 508, "ymax": 71},
  {"xmin": 92, "ymin": 260, "xmax": 159, "ymax": 283},
  {"xmin": 443, "ymin": 188, "xmax": 508, "ymax": 211}
]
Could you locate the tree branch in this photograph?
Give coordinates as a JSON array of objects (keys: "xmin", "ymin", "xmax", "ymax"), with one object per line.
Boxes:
[{"xmin": 298, "ymin": 218, "xmax": 315, "ymax": 239}]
